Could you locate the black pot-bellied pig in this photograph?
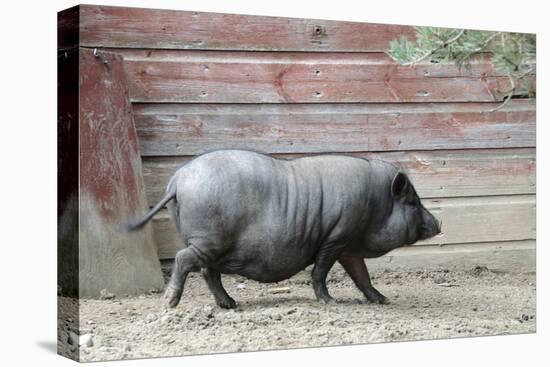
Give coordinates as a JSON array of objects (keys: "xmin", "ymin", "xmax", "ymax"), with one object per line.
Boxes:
[{"xmin": 126, "ymin": 149, "xmax": 441, "ymax": 308}]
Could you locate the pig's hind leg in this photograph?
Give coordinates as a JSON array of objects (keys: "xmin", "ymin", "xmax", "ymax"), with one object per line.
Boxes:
[
  {"xmin": 338, "ymin": 255, "xmax": 388, "ymax": 304},
  {"xmin": 165, "ymin": 236, "xmax": 232, "ymax": 308},
  {"xmin": 201, "ymin": 267, "xmax": 237, "ymax": 309},
  {"xmin": 164, "ymin": 247, "xmax": 201, "ymax": 308}
]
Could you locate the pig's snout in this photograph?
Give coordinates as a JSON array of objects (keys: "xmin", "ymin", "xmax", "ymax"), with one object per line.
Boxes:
[
  {"xmin": 429, "ymin": 218, "xmax": 442, "ymax": 237},
  {"xmin": 419, "ymin": 210, "xmax": 441, "ymax": 241}
]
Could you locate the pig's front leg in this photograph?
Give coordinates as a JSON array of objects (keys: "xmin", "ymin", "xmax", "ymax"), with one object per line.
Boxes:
[
  {"xmin": 338, "ymin": 255, "xmax": 388, "ymax": 304},
  {"xmin": 311, "ymin": 244, "xmax": 345, "ymax": 304}
]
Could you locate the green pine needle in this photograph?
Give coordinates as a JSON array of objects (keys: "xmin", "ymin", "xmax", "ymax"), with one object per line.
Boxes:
[{"xmin": 387, "ymin": 27, "xmax": 536, "ymax": 99}]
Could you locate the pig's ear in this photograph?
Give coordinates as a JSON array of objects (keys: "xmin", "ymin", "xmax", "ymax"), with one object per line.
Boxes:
[{"xmin": 391, "ymin": 171, "xmax": 410, "ymax": 198}]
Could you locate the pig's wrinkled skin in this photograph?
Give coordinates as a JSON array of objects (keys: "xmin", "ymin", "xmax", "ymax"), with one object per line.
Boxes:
[{"xmin": 127, "ymin": 150, "xmax": 441, "ymax": 308}]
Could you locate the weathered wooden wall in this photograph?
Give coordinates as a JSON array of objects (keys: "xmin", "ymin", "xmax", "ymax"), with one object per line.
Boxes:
[
  {"xmin": 68, "ymin": 5, "xmax": 536, "ymax": 272},
  {"xmin": 77, "ymin": 49, "xmax": 164, "ymax": 297}
]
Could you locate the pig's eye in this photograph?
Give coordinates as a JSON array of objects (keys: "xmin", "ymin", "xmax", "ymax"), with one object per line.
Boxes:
[
  {"xmin": 405, "ymin": 197, "xmax": 417, "ymax": 206},
  {"xmin": 408, "ymin": 202, "xmax": 421, "ymax": 214}
]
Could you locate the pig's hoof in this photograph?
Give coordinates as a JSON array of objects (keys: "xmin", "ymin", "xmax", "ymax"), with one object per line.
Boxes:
[
  {"xmin": 318, "ymin": 296, "xmax": 337, "ymax": 305},
  {"xmin": 216, "ymin": 297, "xmax": 237, "ymax": 309},
  {"xmin": 164, "ymin": 285, "xmax": 182, "ymax": 308},
  {"xmin": 365, "ymin": 289, "xmax": 388, "ymax": 304}
]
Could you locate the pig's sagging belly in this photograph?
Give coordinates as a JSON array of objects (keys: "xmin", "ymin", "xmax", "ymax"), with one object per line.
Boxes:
[
  {"xmin": 213, "ymin": 253, "xmax": 313, "ymax": 283},
  {"xmin": 212, "ymin": 221, "xmax": 321, "ymax": 283}
]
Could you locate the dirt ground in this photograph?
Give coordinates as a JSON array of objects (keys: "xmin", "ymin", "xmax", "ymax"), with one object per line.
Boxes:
[{"xmin": 58, "ymin": 265, "xmax": 536, "ymax": 362}]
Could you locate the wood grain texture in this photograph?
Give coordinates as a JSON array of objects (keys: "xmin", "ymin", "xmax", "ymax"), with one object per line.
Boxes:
[
  {"xmin": 365, "ymin": 240, "xmax": 535, "ymax": 273},
  {"xmin": 141, "ymin": 148, "xmax": 535, "ymax": 205},
  {"xmin": 119, "ymin": 50, "xmax": 528, "ymax": 103},
  {"xmin": 132, "ymin": 100, "xmax": 535, "ymax": 156},
  {"xmin": 79, "ymin": 5, "xmax": 416, "ymax": 51},
  {"xmin": 418, "ymin": 195, "xmax": 535, "ymax": 246},
  {"xmin": 63, "ymin": 4, "xmax": 537, "ymax": 275},
  {"xmin": 78, "ymin": 48, "xmax": 164, "ymax": 297},
  {"xmin": 151, "ymin": 194, "xmax": 535, "ymax": 259}
]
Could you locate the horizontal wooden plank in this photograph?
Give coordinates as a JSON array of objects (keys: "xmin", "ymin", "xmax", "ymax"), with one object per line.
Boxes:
[
  {"xmin": 118, "ymin": 49, "xmax": 507, "ymax": 77},
  {"xmin": 120, "ymin": 51, "xmax": 528, "ymax": 103},
  {"xmin": 365, "ymin": 240, "xmax": 535, "ymax": 273},
  {"xmin": 141, "ymin": 148, "xmax": 535, "ymax": 205},
  {"xmin": 132, "ymin": 100, "xmax": 536, "ymax": 156},
  {"xmin": 79, "ymin": 5, "xmax": 416, "ymax": 51},
  {"xmin": 151, "ymin": 195, "xmax": 535, "ymax": 259},
  {"xmin": 418, "ymin": 195, "xmax": 536, "ymax": 245}
]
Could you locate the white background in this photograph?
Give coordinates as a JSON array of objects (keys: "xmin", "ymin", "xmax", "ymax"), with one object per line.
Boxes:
[{"xmin": 0, "ymin": 0, "xmax": 546, "ymax": 365}]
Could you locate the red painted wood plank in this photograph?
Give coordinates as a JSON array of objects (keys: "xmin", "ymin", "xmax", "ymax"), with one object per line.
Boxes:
[
  {"xmin": 121, "ymin": 51, "xmax": 523, "ymax": 103},
  {"xmin": 78, "ymin": 48, "xmax": 164, "ymax": 297},
  {"xmin": 117, "ymin": 49, "xmax": 506, "ymax": 76},
  {"xmin": 131, "ymin": 100, "xmax": 536, "ymax": 156},
  {"xmin": 141, "ymin": 148, "xmax": 536, "ymax": 204},
  {"xmin": 79, "ymin": 5, "xmax": 416, "ymax": 51}
]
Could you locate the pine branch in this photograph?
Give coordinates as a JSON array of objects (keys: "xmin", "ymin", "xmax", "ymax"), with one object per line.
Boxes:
[
  {"xmin": 388, "ymin": 27, "xmax": 536, "ymax": 113},
  {"xmin": 487, "ymin": 74, "xmax": 515, "ymax": 113},
  {"xmin": 401, "ymin": 29, "xmax": 465, "ymax": 66},
  {"xmin": 467, "ymin": 32, "xmax": 502, "ymax": 55}
]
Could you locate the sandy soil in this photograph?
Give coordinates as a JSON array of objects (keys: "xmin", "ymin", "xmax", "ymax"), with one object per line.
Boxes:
[{"xmin": 58, "ymin": 265, "xmax": 536, "ymax": 362}]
